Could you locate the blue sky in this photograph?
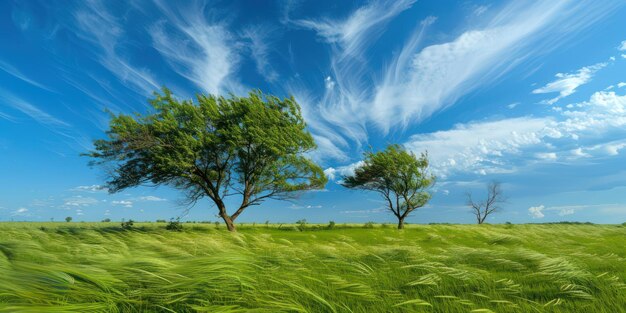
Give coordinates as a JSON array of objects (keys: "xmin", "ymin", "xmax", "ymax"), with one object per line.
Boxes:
[{"xmin": 1, "ymin": 0, "xmax": 626, "ymax": 224}]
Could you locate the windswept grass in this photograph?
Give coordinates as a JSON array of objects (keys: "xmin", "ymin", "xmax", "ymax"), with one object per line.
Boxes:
[{"xmin": 0, "ymin": 223, "xmax": 624, "ymax": 312}]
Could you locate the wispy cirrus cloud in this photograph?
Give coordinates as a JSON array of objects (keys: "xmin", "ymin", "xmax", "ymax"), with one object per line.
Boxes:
[
  {"xmin": 149, "ymin": 1, "xmax": 242, "ymax": 95},
  {"xmin": 288, "ymin": 0, "xmax": 416, "ymax": 161},
  {"xmin": 373, "ymin": 0, "xmax": 616, "ymax": 131},
  {"xmin": 71, "ymin": 0, "xmax": 160, "ymax": 95},
  {"xmin": 0, "ymin": 89, "xmax": 69, "ymax": 128},
  {"xmin": 290, "ymin": 0, "xmax": 415, "ymax": 57},
  {"xmin": 0, "ymin": 60, "xmax": 55, "ymax": 92},
  {"xmin": 241, "ymin": 25, "xmax": 279, "ymax": 82},
  {"xmin": 290, "ymin": 0, "xmax": 618, "ymax": 164},
  {"xmin": 532, "ymin": 62, "xmax": 607, "ymax": 105}
]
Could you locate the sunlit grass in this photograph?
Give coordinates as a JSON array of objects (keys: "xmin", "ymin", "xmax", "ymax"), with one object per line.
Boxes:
[{"xmin": 0, "ymin": 223, "xmax": 624, "ymax": 312}]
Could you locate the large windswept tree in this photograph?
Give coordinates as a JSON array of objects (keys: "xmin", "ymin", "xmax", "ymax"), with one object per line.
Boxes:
[
  {"xmin": 86, "ymin": 88, "xmax": 327, "ymax": 231},
  {"xmin": 342, "ymin": 144, "xmax": 435, "ymax": 229}
]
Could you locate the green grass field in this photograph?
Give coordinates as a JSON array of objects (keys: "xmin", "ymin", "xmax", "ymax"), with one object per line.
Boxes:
[{"xmin": 0, "ymin": 223, "xmax": 624, "ymax": 312}]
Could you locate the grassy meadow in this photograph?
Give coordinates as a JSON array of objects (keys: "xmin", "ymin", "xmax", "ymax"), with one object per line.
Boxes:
[{"xmin": 0, "ymin": 222, "xmax": 624, "ymax": 312}]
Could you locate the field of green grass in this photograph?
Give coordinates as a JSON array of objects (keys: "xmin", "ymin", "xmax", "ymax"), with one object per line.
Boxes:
[{"xmin": 0, "ymin": 223, "xmax": 624, "ymax": 312}]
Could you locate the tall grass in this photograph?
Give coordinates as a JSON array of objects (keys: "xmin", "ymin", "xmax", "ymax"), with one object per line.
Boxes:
[{"xmin": 0, "ymin": 223, "xmax": 624, "ymax": 312}]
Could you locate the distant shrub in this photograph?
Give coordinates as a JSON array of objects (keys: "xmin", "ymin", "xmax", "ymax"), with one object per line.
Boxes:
[
  {"xmin": 165, "ymin": 218, "xmax": 183, "ymax": 231},
  {"xmin": 214, "ymin": 221, "xmax": 220, "ymax": 229},
  {"xmin": 380, "ymin": 223, "xmax": 388, "ymax": 228},
  {"xmin": 65, "ymin": 217, "xmax": 72, "ymax": 223},
  {"xmin": 265, "ymin": 220, "xmax": 270, "ymax": 228},
  {"xmin": 327, "ymin": 221, "xmax": 336, "ymax": 229},
  {"xmin": 39, "ymin": 226, "xmax": 47, "ymax": 231},
  {"xmin": 504, "ymin": 221, "xmax": 514, "ymax": 229},
  {"xmin": 544, "ymin": 221, "xmax": 594, "ymax": 225},
  {"xmin": 156, "ymin": 219, "xmax": 167, "ymax": 223},
  {"xmin": 296, "ymin": 219, "xmax": 307, "ymax": 231},
  {"xmin": 121, "ymin": 219, "xmax": 134, "ymax": 230},
  {"xmin": 621, "ymin": 222, "xmax": 626, "ymax": 227},
  {"xmin": 363, "ymin": 221, "xmax": 375, "ymax": 229},
  {"xmin": 101, "ymin": 218, "xmax": 111, "ymax": 223}
]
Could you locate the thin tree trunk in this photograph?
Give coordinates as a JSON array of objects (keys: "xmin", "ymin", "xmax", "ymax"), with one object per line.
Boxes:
[
  {"xmin": 397, "ymin": 218, "xmax": 405, "ymax": 229},
  {"xmin": 220, "ymin": 213, "xmax": 236, "ymax": 232}
]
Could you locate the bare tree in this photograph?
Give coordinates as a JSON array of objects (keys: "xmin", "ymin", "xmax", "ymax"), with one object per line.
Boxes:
[{"xmin": 466, "ymin": 181, "xmax": 505, "ymax": 224}]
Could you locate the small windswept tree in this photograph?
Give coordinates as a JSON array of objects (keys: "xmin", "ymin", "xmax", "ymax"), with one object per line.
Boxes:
[
  {"xmin": 86, "ymin": 88, "xmax": 327, "ymax": 232},
  {"xmin": 466, "ymin": 181, "xmax": 505, "ymax": 224},
  {"xmin": 65, "ymin": 216, "xmax": 72, "ymax": 223},
  {"xmin": 342, "ymin": 144, "xmax": 435, "ymax": 229}
]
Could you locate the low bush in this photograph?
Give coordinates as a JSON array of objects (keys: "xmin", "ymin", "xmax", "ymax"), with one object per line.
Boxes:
[{"xmin": 165, "ymin": 218, "xmax": 183, "ymax": 231}]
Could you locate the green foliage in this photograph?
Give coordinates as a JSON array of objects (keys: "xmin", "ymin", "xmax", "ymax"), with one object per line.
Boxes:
[
  {"xmin": 65, "ymin": 216, "xmax": 72, "ymax": 223},
  {"xmin": 363, "ymin": 221, "xmax": 375, "ymax": 229},
  {"xmin": 296, "ymin": 219, "xmax": 307, "ymax": 231},
  {"xmin": 0, "ymin": 223, "xmax": 624, "ymax": 312},
  {"xmin": 121, "ymin": 219, "xmax": 134, "ymax": 230},
  {"xmin": 327, "ymin": 220, "xmax": 336, "ymax": 229},
  {"xmin": 156, "ymin": 219, "xmax": 167, "ymax": 223},
  {"xmin": 165, "ymin": 218, "xmax": 183, "ymax": 232},
  {"xmin": 101, "ymin": 218, "xmax": 111, "ymax": 223},
  {"xmin": 86, "ymin": 88, "xmax": 327, "ymax": 231},
  {"xmin": 342, "ymin": 144, "xmax": 434, "ymax": 229}
]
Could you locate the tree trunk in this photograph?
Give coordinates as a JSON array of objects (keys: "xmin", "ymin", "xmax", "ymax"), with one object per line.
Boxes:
[
  {"xmin": 397, "ymin": 218, "xmax": 405, "ymax": 229},
  {"xmin": 221, "ymin": 213, "xmax": 236, "ymax": 232}
]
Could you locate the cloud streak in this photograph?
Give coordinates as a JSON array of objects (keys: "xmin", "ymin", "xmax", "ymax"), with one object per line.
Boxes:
[
  {"xmin": 149, "ymin": 1, "xmax": 242, "ymax": 95},
  {"xmin": 532, "ymin": 62, "xmax": 607, "ymax": 105}
]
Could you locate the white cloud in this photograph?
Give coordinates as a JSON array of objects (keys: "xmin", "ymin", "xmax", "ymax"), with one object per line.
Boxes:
[
  {"xmin": 398, "ymin": 89, "xmax": 626, "ymax": 177},
  {"xmin": 340, "ymin": 208, "xmax": 385, "ymax": 214},
  {"xmin": 112, "ymin": 200, "xmax": 133, "ymax": 208},
  {"xmin": 618, "ymin": 82, "xmax": 626, "ymax": 88},
  {"xmin": 287, "ymin": 1, "xmax": 614, "ymax": 163},
  {"xmin": 241, "ymin": 25, "xmax": 279, "ymax": 82},
  {"xmin": 529, "ymin": 205, "xmax": 545, "ymax": 218},
  {"xmin": 287, "ymin": 0, "xmax": 415, "ymax": 162},
  {"xmin": 558, "ymin": 208, "xmax": 575, "ymax": 216},
  {"xmin": 0, "ymin": 60, "xmax": 54, "ymax": 92},
  {"xmin": 71, "ymin": 185, "xmax": 108, "ymax": 192},
  {"xmin": 138, "ymin": 196, "xmax": 166, "ymax": 202},
  {"xmin": 535, "ymin": 152, "xmax": 557, "ymax": 160},
  {"xmin": 63, "ymin": 196, "xmax": 99, "ymax": 208},
  {"xmin": 0, "ymin": 89, "xmax": 69, "ymax": 127},
  {"xmin": 149, "ymin": 1, "xmax": 241, "ymax": 95},
  {"xmin": 619, "ymin": 40, "xmax": 626, "ymax": 51},
  {"xmin": 571, "ymin": 148, "xmax": 590, "ymax": 158},
  {"xmin": 11, "ymin": 207, "xmax": 29, "ymax": 216},
  {"xmin": 507, "ymin": 102, "xmax": 520, "ymax": 109},
  {"xmin": 532, "ymin": 62, "xmax": 606, "ymax": 105},
  {"xmin": 372, "ymin": 0, "xmax": 613, "ymax": 131},
  {"xmin": 473, "ymin": 5, "xmax": 489, "ymax": 16},
  {"xmin": 290, "ymin": 0, "xmax": 415, "ymax": 57},
  {"xmin": 403, "ymin": 117, "xmax": 555, "ymax": 177},
  {"xmin": 72, "ymin": 1, "xmax": 160, "ymax": 95},
  {"xmin": 324, "ymin": 161, "xmax": 364, "ymax": 181}
]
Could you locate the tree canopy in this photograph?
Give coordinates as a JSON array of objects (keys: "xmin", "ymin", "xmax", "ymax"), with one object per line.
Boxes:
[
  {"xmin": 86, "ymin": 88, "xmax": 327, "ymax": 231},
  {"xmin": 342, "ymin": 144, "xmax": 434, "ymax": 229}
]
